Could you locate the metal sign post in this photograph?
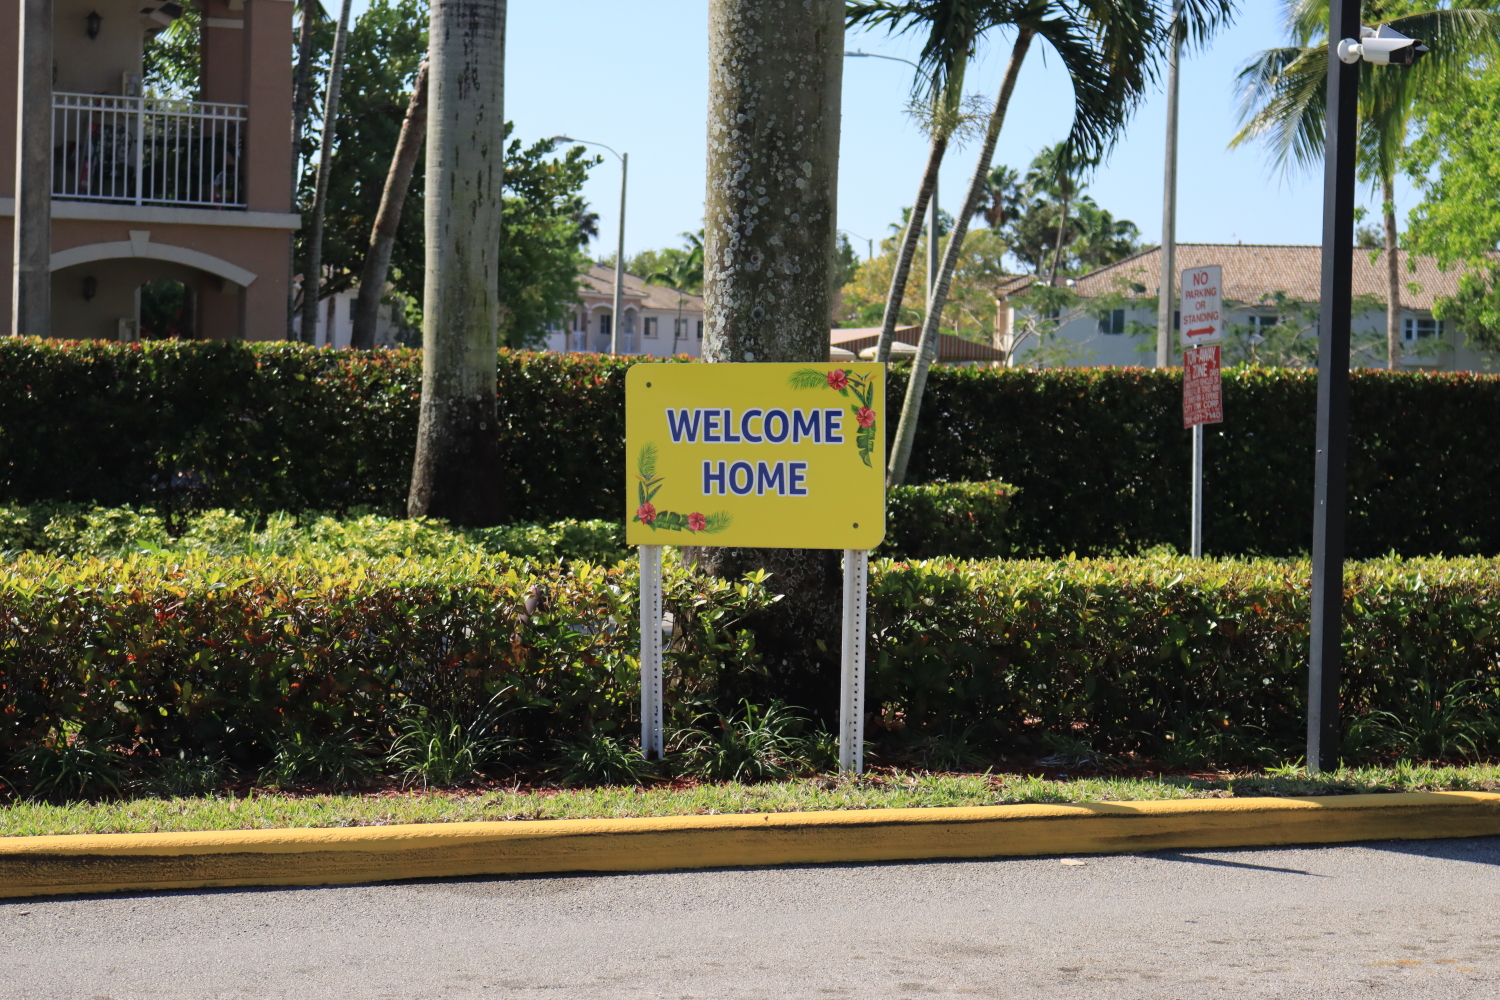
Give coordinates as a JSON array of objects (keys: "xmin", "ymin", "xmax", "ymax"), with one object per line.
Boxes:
[
  {"xmin": 838, "ymin": 549, "xmax": 869, "ymax": 774},
  {"xmin": 1183, "ymin": 345, "xmax": 1223, "ymax": 557},
  {"xmin": 626, "ymin": 362, "xmax": 887, "ymax": 775},
  {"xmin": 638, "ymin": 544, "xmax": 664, "ymax": 759},
  {"xmin": 1308, "ymin": 0, "xmax": 1362, "ymax": 774}
]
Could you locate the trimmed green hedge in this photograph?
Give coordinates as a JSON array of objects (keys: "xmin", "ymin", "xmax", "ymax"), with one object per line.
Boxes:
[
  {"xmin": 4, "ymin": 551, "xmax": 1499, "ymax": 770},
  {"xmin": 3, "ymin": 339, "xmax": 1499, "ymax": 556},
  {"xmin": 884, "ymin": 481, "xmax": 1014, "ymax": 560}
]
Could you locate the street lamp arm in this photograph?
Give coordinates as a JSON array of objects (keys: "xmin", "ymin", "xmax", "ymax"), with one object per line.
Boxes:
[
  {"xmin": 550, "ymin": 135, "xmax": 624, "ymax": 163},
  {"xmin": 843, "ymin": 49, "xmax": 921, "ymax": 72}
]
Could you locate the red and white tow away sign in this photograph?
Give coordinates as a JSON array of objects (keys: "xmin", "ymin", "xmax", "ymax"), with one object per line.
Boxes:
[
  {"xmin": 1183, "ymin": 345, "xmax": 1224, "ymax": 428},
  {"xmin": 1181, "ymin": 265, "xmax": 1223, "ymax": 346}
]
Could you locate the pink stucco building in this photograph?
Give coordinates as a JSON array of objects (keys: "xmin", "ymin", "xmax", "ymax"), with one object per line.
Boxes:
[{"xmin": 2, "ymin": 0, "xmax": 298, "ymax": 340}]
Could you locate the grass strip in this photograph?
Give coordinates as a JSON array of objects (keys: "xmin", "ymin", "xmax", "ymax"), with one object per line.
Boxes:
[{"xmin": 5, "ymin": 762, "xmax": 1500, "ymax": 837}]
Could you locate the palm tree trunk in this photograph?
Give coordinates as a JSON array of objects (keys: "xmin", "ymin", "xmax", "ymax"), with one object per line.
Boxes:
[
  {"xmin": 691, "ymin": 0, "xmax": 844, "ymax": 714},
  {"xmin": 888, "ymin": 27, "xmax": 1034, "ymax": 486},
  {"xmin": 1047, "ymin": 188, "xmax": 1071, "ymax": 286},
  {"xmin": 299, "ymin": 0, "xmax": 353, "ymax": 345},
  {"xmin": 351, "ymin": 60, "xmax": 429, "ymax": 350},
  {"xmin": 407, "ymin": 0, "xmax": 507, "ymax": 525},
  {"xmin": 874, "ymin": 132, "xmax": 947, "ymax": 362},
  {"xmin": 287, "ymin": 0, "xmax": 320, "ymax": 340},
  {"xmin": 1384, "ymin": 173, "xmax": 1401, "ymax": 371}
]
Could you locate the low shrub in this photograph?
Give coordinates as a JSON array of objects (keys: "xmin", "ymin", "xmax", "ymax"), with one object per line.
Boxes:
[
  {"xmin": 0, "ymin": 503, "xmax": 627, "ymax": 564},
  {"xmin": 3, "ymin": 549, "xmax": 1500, "ymax": 797},
  {"xmin": 262, "ymin": 731, "xmax": 376, "ymax": 790},
  {"xmin": 669, "ymin": 701, "xmax": 813, "ymax": 782},
  {"xmin": 0, "ymin": 548, "xmax": 774, "ymax": 783},
  {"xmin": 866, "ymin": 554, "xmax": 1500, "ymax": 762},
  {"xmin": 553, "ymin": 732, "xmax": 654, "ymax": 788}
]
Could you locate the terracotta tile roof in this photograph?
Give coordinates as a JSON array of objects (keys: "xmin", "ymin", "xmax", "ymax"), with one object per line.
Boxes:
[
  {"xmin": 578, "ymin": 265, "xmax": 704, "ymax": 312},
  {"xmin": 830, "ymin": 325, "xmax": 1006, "ymax": 362},
  {"xmin": 1067, "ymin": 244, "xmax": 1475, "ymax": 311}
]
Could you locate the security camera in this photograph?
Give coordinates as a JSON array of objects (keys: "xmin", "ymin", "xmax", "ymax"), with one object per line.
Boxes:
[{"xmin": 1337, "ymin": 24, "xmax": 1429, "ymax": 66}]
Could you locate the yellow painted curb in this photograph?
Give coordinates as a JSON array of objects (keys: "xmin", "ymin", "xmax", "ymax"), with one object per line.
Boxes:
[{"xmin": 3, "ymin": 791, "xmax": 1498, "ymax": 899}]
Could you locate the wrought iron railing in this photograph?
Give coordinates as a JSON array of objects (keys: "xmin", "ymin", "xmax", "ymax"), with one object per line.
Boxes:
[{"xmin": 51, "ymin": 92, "xmax": 246, "ymax": 208}]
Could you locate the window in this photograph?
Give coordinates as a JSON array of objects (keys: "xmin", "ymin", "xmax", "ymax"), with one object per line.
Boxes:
[
  {"xmin": 673, "ymin": 318, "xmax": 688, "ymax": 338},
  {"xmin": 643, "ymin": 317, "xmax": 658, "ymax": 339},
  {"xmin": 696, "ymin": 320, "xmax": 704, "ymax": 339},
  {"xmin": 1247, "ymin": 314, "xmax": 1278, "ymax": 329},
  {"xmin": 1098, "ymin": 309, "xmax": 1125, "ymax": 334},
  {"xmin": 1174, "ymin": 310, "xmax": 1179, "ymax": 331},
  {"xmin": 1404, "ymin": 316, "xmax": 1443, "ymax": 342},
  {"xmin": 599, "ymin": 314, "xmax": 611, "ymax": 336}
]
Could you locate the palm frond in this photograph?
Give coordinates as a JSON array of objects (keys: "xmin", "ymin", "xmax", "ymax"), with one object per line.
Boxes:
[
  {"xmin": 787, "ymin": 367, "xmax": 832, "ymax": 389},
  {"xmin": 1032, "ymin": 1, "xmax": 1156, "ymax": 163},
  {"xmin": 847, "ymin": 0, "xmax": 980, "ymax": 108},
  {"xmin": 1229, "ymin": 43, "xmax": 1328, "ymax": 171},
  {"xmin": 1176, "ymin": 0, "xmax": 1239, "ymax": 53},
  {"xmin": 637, "ymin": 443, "xmax": 657, "ymax": 481}
]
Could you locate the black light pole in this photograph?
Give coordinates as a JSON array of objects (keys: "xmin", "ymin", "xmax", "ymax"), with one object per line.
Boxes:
[{"xmin": 1308, "ymin": 0, "xmax": 1361, "ymax": 774}]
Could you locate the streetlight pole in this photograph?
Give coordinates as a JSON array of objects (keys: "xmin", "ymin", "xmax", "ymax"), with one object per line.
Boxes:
[
  {"xmin": 844, "ymin": 49, "xmax": 939, "ymax": 317},
  {"xmin": 839, "ymin": 229, "xmax": 874, "ymax": 261},
  {"xmin": 551, "ymin": 136, "xmax": 628, "ymax": 354},
  {"xmin": 1155, "ymin": 0, "xmax": 1182, "ymax": 369}
]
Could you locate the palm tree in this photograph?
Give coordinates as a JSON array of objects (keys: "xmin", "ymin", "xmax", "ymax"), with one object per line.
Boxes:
[
  {"xmin": 848, "ymin": 2, "xmax": 984, "ymax": 363},
  {"xmin": 1029, "ymin": 142, "xmax": 1096, "ymax": 285},
  {"xmin": 883, "ymin": 0, "xmax": 1221, "ymax": 486},
  {"xmin": 407, "ymin": 0, "xmax": 507, "ymax": 525},
  {"xmin": 351, "ymin": 59, "xmax": 429, "ymax": 350},
  {"xmin": 1231, "ymin": 1, "xmax": 1499, "ymax": 370},
  {"xmin": 645, "ymin": 255, "xmax": 699, "ymax": 355},
  {"xmin": 299, "ymin": 0, "xmax": 354, "ymax": 344},
  {"xmin": 977, "ymin": 162, "xmax": 1023, "ymax": 228},
  {"xmin": 696, "ymin": 0, "xmax": 845, "ymax": 701}
]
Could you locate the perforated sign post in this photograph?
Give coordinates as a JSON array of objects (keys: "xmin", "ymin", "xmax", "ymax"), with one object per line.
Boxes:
[
  {"xmin": 1183, "ymin": 341, "xmax": 1224, "ymax": 559},
  {"xmin": 626, "ymin": 362, "xmax": 886, "ymax": 772}
]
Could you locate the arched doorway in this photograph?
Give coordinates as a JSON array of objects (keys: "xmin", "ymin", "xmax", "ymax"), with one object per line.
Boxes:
[{"xmin": 139, "ymin": 278, "xmax": 198, "ymax": 340}]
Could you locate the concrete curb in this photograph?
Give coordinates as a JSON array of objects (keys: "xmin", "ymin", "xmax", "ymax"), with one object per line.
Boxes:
[{"xmin": 4, "ymin": 791, "xmax": 1499, "ymax": 899}]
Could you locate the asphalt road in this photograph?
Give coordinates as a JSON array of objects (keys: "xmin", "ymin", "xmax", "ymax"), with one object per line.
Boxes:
[{"xmin": 5, "ymin": 835, "xmax": 1500, "ymax": 999}]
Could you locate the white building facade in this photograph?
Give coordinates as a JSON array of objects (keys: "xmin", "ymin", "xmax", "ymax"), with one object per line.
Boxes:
[
  {"xmin": 543, "ymin": 264, "xmax": 704, "ymax": 357},
  {"xmin": 1022, "ymin": 244, "xmax": 1500, "ymax": 372}
]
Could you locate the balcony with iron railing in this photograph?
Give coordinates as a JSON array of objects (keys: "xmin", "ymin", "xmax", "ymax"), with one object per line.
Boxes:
[{"xmin": 51, "ymin": 92, "xmax": 247, "ymax": 209}]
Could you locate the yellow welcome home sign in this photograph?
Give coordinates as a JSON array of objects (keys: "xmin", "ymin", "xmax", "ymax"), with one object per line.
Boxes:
[{"xmin": 625, "ymin": 362, "xmax": 886, "ymax": 549}]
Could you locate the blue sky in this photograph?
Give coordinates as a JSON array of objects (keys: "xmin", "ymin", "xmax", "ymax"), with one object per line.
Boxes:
[{"xmin": 361, "ymin": 2, "xmax": 1419, "ymax": 264}]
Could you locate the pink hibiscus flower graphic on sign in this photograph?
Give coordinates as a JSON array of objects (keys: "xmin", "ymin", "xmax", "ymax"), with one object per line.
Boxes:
[
  {"xmin": 855, "ymin": 406, "xmax": 876, "ymax": 428},
  {"xmin": 687, "ymin": 512, "xmax": 707, "ymax": 532},
  {"xmin": 826, "ymin": 369, "xmax": 849, "ymax": 391},
  {"xmin": 636, "ymin": 502, "xmax": 657, "ymax": 524}
]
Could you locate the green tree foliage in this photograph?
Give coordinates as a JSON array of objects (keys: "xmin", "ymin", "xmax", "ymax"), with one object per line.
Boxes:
[
  {"xmin": 295, "ymin": 0, "xmax": 598, "ymax": 347},
  {"xmin": 141, "ymin": 4, "xmax": 202, "ymax": 98},
  {"xmin": 1403, "ymin": 49, "xmax": 1500, "ymax": 349},
  {"xmin": 997, "ymin": 146, "xmax": 1140, "ymax": 277},
  {"xmin": 627, "ymin": 231, "xmax": 705, "ymax": 294}
]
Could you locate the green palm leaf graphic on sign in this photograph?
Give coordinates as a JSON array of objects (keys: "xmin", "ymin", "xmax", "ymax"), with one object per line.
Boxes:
[
  {"xmin": 632, "ymin": 443, "xmax": 731, "ymax": 535},
  {"xmin": 787, "ymin": 367, "xmax": 880, "ymax": 467}
]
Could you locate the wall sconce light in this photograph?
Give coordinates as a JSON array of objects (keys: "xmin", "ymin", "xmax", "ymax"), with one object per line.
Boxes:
[
  {"xmin": 83, "ymin": 276, "xmax": 98, "ymax": 301},
  {"xmin": 86, "ymin": 10, "xmax": 101, "ymax": 38}
]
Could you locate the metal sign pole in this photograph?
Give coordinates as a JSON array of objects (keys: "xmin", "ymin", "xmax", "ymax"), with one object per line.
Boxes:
[
  {"xmin": 1191, "ymin": 423, "xmax": 1204, "ymax": 558},
  {"xmin": 638, "ymin": 544, "xmax": 663, "ymax": 759},
  {"xmin": 838, "ymin": 548, "xmax": 869, "ymax": 774},
  {"xmin": 1308, "ymin": 0, "xmax": 1361, "ymax": 774}
]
